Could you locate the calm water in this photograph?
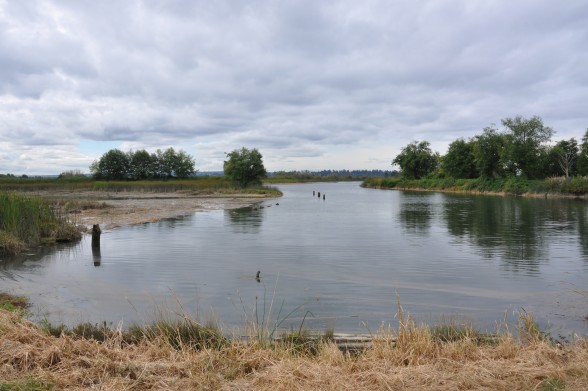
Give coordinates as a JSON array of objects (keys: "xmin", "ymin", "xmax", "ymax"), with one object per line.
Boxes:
[{"xmin": 2, "ymin": 182, "xmax": 588, "ymax": 337}]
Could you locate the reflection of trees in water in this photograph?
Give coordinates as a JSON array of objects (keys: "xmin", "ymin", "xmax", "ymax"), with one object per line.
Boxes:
[
  {"xmin": 576, "ymin": 205, "xmax": 588, "ymax": 261},
  {"xmin": 398, "ymin": 192, "xmax": 434, "ymax": 234},
  {"xmin": 442, "ymin": 195, "xmax": 588, "ymax": 274},
  {"xmin": 225, "ymin": 205, "xmax": 265, "ymax": 234}
]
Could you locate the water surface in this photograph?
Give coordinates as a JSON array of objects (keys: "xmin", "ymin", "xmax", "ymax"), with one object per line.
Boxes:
[{"xmin": 2, "ymin": 182, "xmax": 587, "ymax": 337}]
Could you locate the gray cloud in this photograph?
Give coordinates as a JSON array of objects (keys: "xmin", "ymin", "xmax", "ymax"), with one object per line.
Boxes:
[{"xmin": 0, "ymin": 0, "xmax": 587, "ymax": 174}]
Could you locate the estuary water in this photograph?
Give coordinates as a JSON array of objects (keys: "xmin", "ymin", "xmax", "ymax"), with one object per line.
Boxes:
[{"xmin": 1, "ymin": 182, "xmax": 588, "ymax": 337}]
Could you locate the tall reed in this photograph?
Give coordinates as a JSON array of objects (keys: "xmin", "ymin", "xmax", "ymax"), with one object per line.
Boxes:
[{"xmin": 0, "ymin": 192, "xmax": 81, "ymax": 255}]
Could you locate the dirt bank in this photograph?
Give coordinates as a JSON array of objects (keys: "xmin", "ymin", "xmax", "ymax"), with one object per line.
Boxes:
[{"xmin": 35, "ymin": 190, "xmax": 276, "ymax": 230}]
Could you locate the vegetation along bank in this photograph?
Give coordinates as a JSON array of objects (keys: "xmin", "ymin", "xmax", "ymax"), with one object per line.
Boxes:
[{"xmin": 365, "ymin": 115, "xmax": 588, "ymax": 197}]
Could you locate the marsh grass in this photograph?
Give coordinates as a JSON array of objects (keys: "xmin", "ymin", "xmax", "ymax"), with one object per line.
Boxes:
[
  {"xmin": 0, "ymin": 192, "xmax": 81, "ymax": 256},
  {"xmin": 0, "ymin": 176, "xmax": 281, "ymax": 196},
  {"xmin": 39, "ymin": 317, "xmax": 226, "ymax": 351},
  {"xmin": 0, "ymin": 292, "xmax": 29, "ymax": 313},
  {"xmin": 1, "ymin": 304, "xmax": 587, "ymax": 390}
]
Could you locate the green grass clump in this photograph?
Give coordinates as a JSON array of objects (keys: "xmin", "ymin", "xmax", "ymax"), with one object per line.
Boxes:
[
  {"xmin": 0, "ymin": 292, "xmax": 29, "ymax": 313},
  {"xmin": 0, "ymin": 378, "xmax": 54, "ymax": 391},
  {"xmin": 40, "ymin": 318, "xmax": 226, "ymax": 350},
  {"xmin": 0, "ymin": 192, "xmax": 82, "ymax": 255},
  {"xmin": 278, "ymin": 329, "xmax": 335, "ymax": 356}
]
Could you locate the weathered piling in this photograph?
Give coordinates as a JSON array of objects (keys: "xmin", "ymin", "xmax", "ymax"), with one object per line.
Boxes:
[{"xmin": 92, "ymin": 224, "xmax": 102, "ymax": 267}]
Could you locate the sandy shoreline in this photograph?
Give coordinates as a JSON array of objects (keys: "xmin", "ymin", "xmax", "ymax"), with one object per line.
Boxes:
[{"xmin": 35, "ymin": 190, "xmax": 277, "ymax": 231}]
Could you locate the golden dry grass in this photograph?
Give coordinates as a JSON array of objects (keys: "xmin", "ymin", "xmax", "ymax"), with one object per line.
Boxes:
[{"xmin": 1, "ymin": 309, "xmax": 587, "ymax": 390}]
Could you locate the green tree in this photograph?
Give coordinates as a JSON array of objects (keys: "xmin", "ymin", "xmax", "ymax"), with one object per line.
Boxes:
[
  {"xmin": 128, "ymin": 149, "xmax": 156, "ymax": 180},
  {"xmin": 472, "ymin": 126, "xmax": 507, "ymax": 178},
  {"xmin": 442, "ymin": 138, "xmax": 478, "ymax": 178},
  {"xmin": 392, "ymin": 141, "xmax": 438, "ymax": 179},
  {"xmin": 501, "ymin": 115, "xmax": 554, "ymax": 178},
  {"xmin": 90, "ymin": 149, "xmax": 130, "ymax": 180},
  {"xmin": 172, "ymin": 149, "xmax": 197, "ymax": 178},
  {"xmin": 577, "ymin": 129, "xmax": 588, "ymax": 176},
  {"xmin": 153, "ymin": 147, "xmax": 196, "ymax": 179},
  {"xmin": 546, "ymin": 139, "xmax": 578, "ymax": 178},
  {"xmin": 223, "ymin": 147, "xmax": 267, "ymax": 187}
]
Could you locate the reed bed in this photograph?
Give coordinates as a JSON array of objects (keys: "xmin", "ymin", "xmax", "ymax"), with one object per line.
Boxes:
[
  {"xmin": 0, "ymin": 192, "xmax": 81, "ymax": 256},
  {"xmin": 0, "ymin": 177, "xmax": 282, "ymax": 196},
  {"xmin": 1, "ymin": 307, "xmax": 586, "ymax": 390}
]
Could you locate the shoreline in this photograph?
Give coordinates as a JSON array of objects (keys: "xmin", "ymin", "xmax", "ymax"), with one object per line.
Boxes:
[
  {"xmin": 362, "ymin": 184, "xmax": 588, "ymax": 200},
  {"xmin": 33, "ymin": 189, "xmax": 278, "ymax": 231}
]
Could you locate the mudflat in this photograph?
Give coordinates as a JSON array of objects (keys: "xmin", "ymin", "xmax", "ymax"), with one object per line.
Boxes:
[{"xmin": 33, "ymin": 190, "xmax": 272, "ymax": 230}]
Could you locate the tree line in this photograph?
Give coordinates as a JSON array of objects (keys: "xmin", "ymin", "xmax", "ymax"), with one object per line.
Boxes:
[
  {"xmin": 89, "ymin": 146, "xmax": 269, "ymax": 188},
  {"xmin": 393, "ymin": 115, "xmax": 588, "ymax": 180},
  {"xmin": 90, "ymin": 148, "xmax": 196, "ymax": 180}
]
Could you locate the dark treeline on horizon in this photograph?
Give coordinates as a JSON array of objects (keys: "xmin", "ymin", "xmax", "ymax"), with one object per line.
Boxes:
[{"xmin": 268, "ymin": 169, "xmax": 398, "ymax": 180}]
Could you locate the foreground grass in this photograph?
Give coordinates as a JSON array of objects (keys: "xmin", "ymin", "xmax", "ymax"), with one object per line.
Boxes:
[
  {"xmin": 0, "ymin": 192, "xmax": 81, "ymax": 256},
  {"xmin": 362, "ymin": 176, "xmax": 588, "ymax": 197},
  {"xmin": 1, "ymin": 307, "xmax": 587, "ymax": 390}
]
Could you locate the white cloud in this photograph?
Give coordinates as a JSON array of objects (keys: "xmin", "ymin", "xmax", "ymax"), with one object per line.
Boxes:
[{"xmin": 0, "ymin": 0, "xmax": 587, "ymax": 174}]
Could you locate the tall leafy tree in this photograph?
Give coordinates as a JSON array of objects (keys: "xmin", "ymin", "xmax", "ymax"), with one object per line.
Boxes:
[
  {"xmin": 173, "ymin": 149, "xmax": 197, "ymax": 178},
  {"xmin": 90, "ymin": 149, "xmax": 130, "ymax": 180},
  {"xmin": 392, "ymin": 141, "xmax": 438, "ymax": 179},
  {"xmin": 472, "ymin": 126, "xmax": 507, "ymax": 178},
  {"xmin": 501, "ymin": 115, "xmax": 554, "ymax": 178},
  {"xmin": 577, "ymin": 129, "xmax": 588, "ymax": 176},
  {"xmin": 223, "ymin": 147, "xmax": 267, "ymax": 187},
  {"xmin": 128, "ymin": 149, "xmax": 156, "ymax": 180},
  {"xmin": 442, "ymin": 138, "xmax": 478, "ymax": 178},
  {"xmin": 546, "ymin": 139, "xmax": 578, "ymax": 178}
]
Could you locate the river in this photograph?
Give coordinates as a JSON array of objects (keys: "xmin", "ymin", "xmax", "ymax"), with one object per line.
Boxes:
[{"xmin": 1, "ymin": 182, "xmax": 587, "ymax": 338}]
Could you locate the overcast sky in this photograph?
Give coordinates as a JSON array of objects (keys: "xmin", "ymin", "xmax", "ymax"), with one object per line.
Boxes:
[{"xmin": 1, "ymin": 0, "xmax": 587, "ymax": 175}]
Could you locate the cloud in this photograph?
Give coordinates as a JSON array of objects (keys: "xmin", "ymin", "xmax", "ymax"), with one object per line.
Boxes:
[{"xmin": 1, "ymin": 0, "xmax": 587, "ymax": 174}]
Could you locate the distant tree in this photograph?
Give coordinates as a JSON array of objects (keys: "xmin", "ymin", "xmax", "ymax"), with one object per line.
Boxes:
[
  {"xmin": 472, "ymin": 126, "xmax": 507, "ymax": 178},
  {"xmin": 223, "ymin": 147, "xmax": 267, "ymax": 187},
  {"xmin": 90, "ymin": 149, "xmax": 130, "ymax": 180},
  {"xmin": 58, "ymin": 169, "xmax": 85, "ymax": 178},
  {"xmin": 501, "ymin": 115, "xmax": 554, "ymax": 178},
  {"xmin": 172, "ymin": 149, "xmax": 197, "ymax": 178},
  {"xmin": 442, "ymin": 138, "xmax": 478, "ymax": 179},
  {"xmin": 392, "ymin": 141, "xmax": 438, "ymax": 179},
  {"xmin": 91, "ymin": 147, "xmax": 195, "ymax": 180},
  {"xmin": 128, "ymin": 149, "xmax": 156, "ymax": 180},
  {"xmin": 152, "ymin": 147, "xmax": 196, "ymax": 179},
  {"xmin": 577, "ymin": 129, "xmax": 588, "ymax": 176}
]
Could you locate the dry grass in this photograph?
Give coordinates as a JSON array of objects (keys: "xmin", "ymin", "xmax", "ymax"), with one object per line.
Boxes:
[{"xmin": 1, "ymin": 309, "xmax": 587, "ymax": 390}]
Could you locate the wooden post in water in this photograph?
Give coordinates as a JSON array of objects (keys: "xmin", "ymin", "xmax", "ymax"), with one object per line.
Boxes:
[
  {"xmin": 92, "ymin": 224, "xmax": 102, "ymax": 267},
  {"xmin": 318, "ymin": 191, "xmax": 321, "ymax": 198},
  {"xmin": 313, "ymin": 191, "xmax": 315, "ymax": 196},
  {"xmin": 323, "ymin": 194, "xmax": 325, "ymax": 200}
]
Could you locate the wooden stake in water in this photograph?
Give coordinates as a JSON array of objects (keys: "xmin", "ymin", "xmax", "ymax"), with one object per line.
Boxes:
[{"xmin": 92, "ymin": 224, "xmax": 102, "ymax": 267}]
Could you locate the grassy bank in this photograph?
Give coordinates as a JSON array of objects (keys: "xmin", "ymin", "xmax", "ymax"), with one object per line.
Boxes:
[
  {"xmin": 362, "ymin": 176, "xmax": 588, "ymax": 197},
  {"xmin": 0, "ymin": 192, "xmax": 81, "ymax": 256},
  {"xmin": 0, "ymin": 176, "xmax": 282, "ymax": 196},
  {"xmin": 0, "ymin": 303, "xmax": 586, "ymax": 390}
]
